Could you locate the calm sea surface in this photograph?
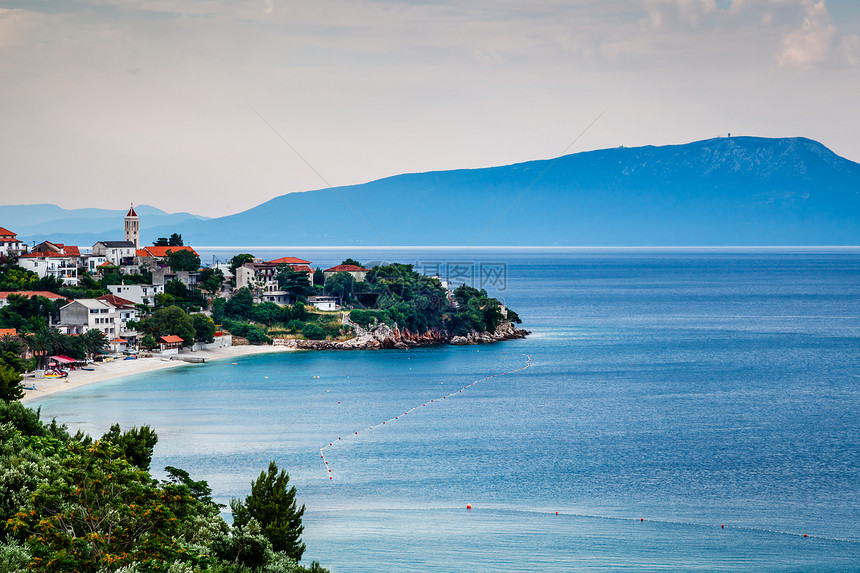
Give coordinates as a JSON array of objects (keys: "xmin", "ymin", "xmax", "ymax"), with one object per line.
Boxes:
[{"xmin": 32, "ymin": 249, "xmax": 860, "ymax": 572}]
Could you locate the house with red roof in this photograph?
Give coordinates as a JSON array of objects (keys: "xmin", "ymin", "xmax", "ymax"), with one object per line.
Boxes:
[
  {"xmin": 0, "ymin": 227, "xmax": 25, "ymax": 256},
  {"xmin": 235, "ymin": 257, "xmax": 314, "ymax": 305},
  {"xmin": 0, "ymin": 291, "xmax": 69, "ymax": 309},
  {"xmin": 57, "ymin": 297, "xmax": 139, "ymax": 344},
  {"xmin": 158, "ymin": 335, "xmax": 184, "ymax": 354},
  {"xmin": 323, "ymin": 264, "xmax": 370, "ymax": 282},
  {"xmin": 18, "ymin": 249, "xmax": 81, "ymax": 286}
]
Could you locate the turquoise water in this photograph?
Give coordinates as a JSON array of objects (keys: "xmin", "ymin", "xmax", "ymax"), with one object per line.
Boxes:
[{"xmin": 31, "ymin": 251, "xmax": 860, "ymax": 571}]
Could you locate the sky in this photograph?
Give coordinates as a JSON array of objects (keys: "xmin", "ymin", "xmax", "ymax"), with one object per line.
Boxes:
[{"xmin": 1, "ymin": 0, "xmax": 858, "ymax": 218}]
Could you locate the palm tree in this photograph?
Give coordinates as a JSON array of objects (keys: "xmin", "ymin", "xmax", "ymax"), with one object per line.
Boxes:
[
  {"xmin": 0, "ymin": 333, "xmax": 25, "ymax": 357},
  {"xmin": 81, "ymin": 329, "xmax": 109, "ymax": 359},
  {"xmin": 24, "ymin": 325, "xmax": 61, "ymax": 369}
]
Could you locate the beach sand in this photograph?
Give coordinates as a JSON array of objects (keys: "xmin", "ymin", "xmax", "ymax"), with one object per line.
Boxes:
[{"xmin": 20, "ymin": 345, "xmax": 295, "ymax": 404}]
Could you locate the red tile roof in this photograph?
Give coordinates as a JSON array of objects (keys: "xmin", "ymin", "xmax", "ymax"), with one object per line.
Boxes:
[
  {"xmin": 97, "ymin": 294, "xmax": 137, "ymax": 308},
  {"xmin": 0, "ymin": 291, "xmax": 68, "ymax": 300},
  {"xmin": 291, "ymin": 265, "xmax": 313, "ymax": 273},
  {"xmin": 127, "ymin": 205, "xmax": 138, "ymax": 217},
  {"xmin": 136, "ymin": 249, "xmax": 150, "ymax": 257},
  {"xmin": 62, "ymin": 245, "xmax": 81, "ymax": 256},
  {"xmin": 159, "ymin": 335, "xmax": 184, "ymax": 344},
  {"xmin": 141, "ymin": 246, "xmax": 198, "ymax": 257},
  {"xmin": 20, "ymin": 251, "xmax": 73, "ymax": 258},
  {"xmin": 110, "ymin": 338, "xmax": 128, "ymax": 344},
  {"xmin": 0, "ymin": 228, "xmax": 17, "ymax": 237},
  {"xmin": 0, "ymin": 328, "xmax": 17, "ymax": 338},
  {"xmin": 324, "ymin": 264, "xmax": 369, "ymax": 272},
  {"xmin": 267, "ymin": 256, "xmax": 311, "ymax": 265}
]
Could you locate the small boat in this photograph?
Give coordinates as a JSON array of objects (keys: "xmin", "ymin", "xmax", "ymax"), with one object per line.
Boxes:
[
  {"xmin": 124, "ymin": 355, "xmax": 137, "ymax": 360},
  {"xmin": 81, "ymin": 367, "xmax": 95, "ymax": 371}
]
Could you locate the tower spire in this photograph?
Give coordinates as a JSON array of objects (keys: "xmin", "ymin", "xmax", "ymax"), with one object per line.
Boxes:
[{"xmin": 125, "ymin": 203, "xmax": 140, "ymax": 249}]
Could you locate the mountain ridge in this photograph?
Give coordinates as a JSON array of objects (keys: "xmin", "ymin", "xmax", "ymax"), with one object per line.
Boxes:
[{"xmin": 8, "ymin": 136, "xmax": 860, "ymax": 247}]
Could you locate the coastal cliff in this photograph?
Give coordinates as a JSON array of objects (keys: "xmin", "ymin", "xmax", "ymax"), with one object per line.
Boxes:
[{"xmin": 274, "ymin": 319, "xmax": 528, "ymax": 350}]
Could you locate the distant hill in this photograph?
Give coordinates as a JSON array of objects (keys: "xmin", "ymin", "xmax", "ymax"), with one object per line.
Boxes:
[
  {"xmin": 3, "ymin": 205, "xmax": 208, "ymax": 248},
  {"xmin": 6, "ymin": 137, "xmax": 859, "ymax": 247}
]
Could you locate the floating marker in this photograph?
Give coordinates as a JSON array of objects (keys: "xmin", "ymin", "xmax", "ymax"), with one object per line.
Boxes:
[
  {"xmin": 721, "ymin": 524, "xmax": 724, "ymax": 529},
  {"xmin": 556, "ymin": 512, "xmax": 559, "ymax": 515},
  {"xmin": 641, "ymin": 518, "xmax": 644, "ymax": 522},
  {"xmin": 803, "ymin": 534, "xmax": 807, "ymax": 538},
  {"xmin": 466, "ymin": 504, "xmax": 472, "ymax": 510}
]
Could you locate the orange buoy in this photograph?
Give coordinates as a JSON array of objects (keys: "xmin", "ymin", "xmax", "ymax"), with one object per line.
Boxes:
[
  {"xmin": 555, "ymin": 512, "xmax": 558, "ymax": 515},
  {"xmin": 803, "ymin": 534, "xmax": 807, "ymax": 538},
  {"xmin": 466, "ymin": 504, "xmax": 472, "ymax": 510},
  {"xmin": 721, "ymin": 524, "xmax": 724, "ymax": 529},
  {"xmin": 640, "ymin": 518, "xmax": 644, "ymax": 522}
]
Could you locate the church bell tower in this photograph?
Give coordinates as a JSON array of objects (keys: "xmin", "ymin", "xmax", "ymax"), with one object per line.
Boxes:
[{"xmin": 125, "ymin": 204, "xmax": 140, "ymax": 249}]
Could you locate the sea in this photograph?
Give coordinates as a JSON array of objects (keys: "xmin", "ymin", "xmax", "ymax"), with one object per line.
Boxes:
[{"xmin": 30, "ymin": 248, "xmax": 860, "ymax": 572}]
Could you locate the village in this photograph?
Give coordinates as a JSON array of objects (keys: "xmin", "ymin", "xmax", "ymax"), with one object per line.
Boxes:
[
  {"xmin": 0, "ymin": 205, "xmax": 378, "ymax": 372},
  {"xmin": 0, "ymin": 206, "xmax": 522, "ymax": 390}
]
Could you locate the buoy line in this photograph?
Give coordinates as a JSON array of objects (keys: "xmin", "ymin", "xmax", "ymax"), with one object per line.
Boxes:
[
  {"xmin": 320, "ymin": 353, "xmax": 533, "ymax": 480},
  {"xmin": 544, "ymin": 509, "xmax": 860, "ymax": 546}
]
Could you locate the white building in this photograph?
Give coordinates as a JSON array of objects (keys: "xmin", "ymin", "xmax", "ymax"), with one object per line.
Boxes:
[
  {"xmin": 18, "ymin": 252, "xmax": 80, "ymax": 285},
  {"xmin": 236, "ymin": 258, "xmax": 313, "ymax": 305},
  {"xmin": 81, "ymin": 254, "xmax": 108, "ymax": 273},
  {"xmin": 58, "ymin": 299, "xmax": 120, "ymax": 337},
  {"xmin": 307, "ymin": 296, "xmax": 338, "ymax": 311},
  {"xmin": 92, "ymin": 241, "xmax": 136, "ymax": 268},
  {"xmin": 108, "ymin": 283, "xmax": 165, "ymax": 306},
  {"xmin": 0, "ymin": 227, "xmax": 25, "ymax": 255},
  {"xmin": 58, "ymin": 297, "xmax": 138, "ymax": 340}
]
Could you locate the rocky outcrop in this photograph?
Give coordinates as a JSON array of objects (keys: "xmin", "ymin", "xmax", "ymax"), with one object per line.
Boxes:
[{"xmin": 274, "ymin": 320, "xmax": 529, "ymax": 350}]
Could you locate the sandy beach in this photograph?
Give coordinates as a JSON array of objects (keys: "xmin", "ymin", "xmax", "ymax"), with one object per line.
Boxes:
[{"xmin": 20, "ymin": 345, "xmax": 295, "ymax": 404}]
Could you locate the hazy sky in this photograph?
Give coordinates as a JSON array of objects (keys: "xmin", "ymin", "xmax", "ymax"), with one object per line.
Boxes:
[{"xmin": 1, "ymin": 0, "xmax": 858, "ymax": 217}]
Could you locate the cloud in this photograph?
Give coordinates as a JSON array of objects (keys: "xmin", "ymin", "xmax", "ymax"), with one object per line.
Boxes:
[{"xmin": 778, "ymin": 0, "xmax": 857, "ymax": 68}]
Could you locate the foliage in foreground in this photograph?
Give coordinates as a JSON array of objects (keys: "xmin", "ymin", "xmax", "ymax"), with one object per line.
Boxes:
[{"xmin": 0, "ymin": 401, "xmax": 327, "ymax": 573}]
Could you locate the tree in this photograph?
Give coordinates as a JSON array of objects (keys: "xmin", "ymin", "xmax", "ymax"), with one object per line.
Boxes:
[
  {"xmin": 324, "ymin": 271, "xmax": 355, "ymax": 305},
  {"xmin": 302, "ymin": 324, "xmax": 326, "ymax": 340},
  {"xmin": 0, "ymin": 362, "xmax": 24, "ymax": 402},
  {"xmin": 168, "ymin": 233, "xmax": 184, "ymax": 246},
  {"xmin": 163, "ymin": 465, "xmax": 216, "ymax": 506},
  {"xmin": 340, "ymin": 258, "xmax": 362, "ymax": 268},
  {"xmin": 100, "ymin": 423, "xmax": 159, "ymax": 471},
  {"xmin": 211, "ymin": 297, "xmax": 226, "ymax": 324},
  {"xmin": 80, "ymin": 329, "xmax": 108, "ymax": 359},
  {"xmin": 276, "ymin": 266, "xmax": 313, "ymax": 300},
  {"xmin": 225, "ymin": 287, "xmax": 254, "ymax": 320},
  {"xmin": 153, "ymin": 237, "xmax": 169, "ymax": 246},
  {"xmin": 8, "ymin": 441, "xmax": 193, "ymax": 572},
  {"xmin": 313, "ymin": 267, "xmax": 325, "ymax": 287},
  {"xmin": 140, "ymin": 334, "xmax": 157, "ymax": 349},
  {"xmin": 140, "ymin": 306, "xmax": 195, "ymax": 346},
  {"xmin": 165, "ymin": 249, "xmax": 200, "ymax": 272},
  {"xmin": 230, "ymin": 253, "xmax": 256, "ymax": 275},
  {"xmin": 23, "ymin": 325, "xmax": 62, "ymax": 369},
  {"xmin": 192, "ymin": 313, "xmax": 216, "ymax": 343},
  {"xmin": 199, "ymin": 267, "xmax": 225, "ymax": 294},
  {"xmin": 231, "ymin": 461, "xmax": 306, "ymax": 561},
  {"xmin": 0, "ymin": 333, "xmax": 25, "ymax": 357}
]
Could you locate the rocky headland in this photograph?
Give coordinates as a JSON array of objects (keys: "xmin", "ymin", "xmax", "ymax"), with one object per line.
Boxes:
[{"xmin": 274, "ymin": 319, "xmax": 529, "ymax": 350}]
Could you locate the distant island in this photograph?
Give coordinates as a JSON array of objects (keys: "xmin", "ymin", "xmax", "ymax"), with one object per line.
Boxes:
[{"xmin": 10, "ymin": 136, "xmax": 860, "ymax": 247}]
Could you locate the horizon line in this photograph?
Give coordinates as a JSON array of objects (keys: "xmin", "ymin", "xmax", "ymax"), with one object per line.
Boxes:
[{"xmin": 194, "ymin": 245, "xmax": 860, "ymax": 250}]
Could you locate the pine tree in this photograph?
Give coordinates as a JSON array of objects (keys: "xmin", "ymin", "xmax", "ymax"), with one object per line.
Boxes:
[{"xmin": 231, "ymin": 461, "xmax": 306, "ymax": 561}]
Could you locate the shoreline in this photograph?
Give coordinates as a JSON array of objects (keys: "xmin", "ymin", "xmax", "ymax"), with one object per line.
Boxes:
[{"xmin": 20, "ymin": 345, "xmax": 295, "ymax": 404}]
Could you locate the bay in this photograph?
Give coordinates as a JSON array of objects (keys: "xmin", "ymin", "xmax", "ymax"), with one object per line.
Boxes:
[{"xmin": 31, "ymin": 249, "xmax": 860, "ymax": 571}]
